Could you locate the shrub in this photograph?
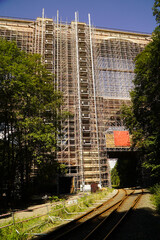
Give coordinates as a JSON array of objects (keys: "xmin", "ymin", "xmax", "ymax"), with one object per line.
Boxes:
[{"xmin": 150, "ymin": 183, "xmax": 160, "ymax": 213}]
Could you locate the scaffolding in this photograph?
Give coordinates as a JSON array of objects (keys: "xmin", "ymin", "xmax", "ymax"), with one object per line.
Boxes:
[
  {"xmin": 92, "ymin": 28, "xmax": 151, "ymax": 151},
  {"xmin": 0, "ymin": 17, "xmax": 34, "ymax": 53},
  {"xmin": 0, "ymin": 13, "xmax": 151, "ymax": 192}
]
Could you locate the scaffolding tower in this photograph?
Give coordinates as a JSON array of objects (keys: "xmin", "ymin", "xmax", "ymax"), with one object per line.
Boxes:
[{"xmin": 0, "ymin": 13, "xmax": 151, "ymax": 192}]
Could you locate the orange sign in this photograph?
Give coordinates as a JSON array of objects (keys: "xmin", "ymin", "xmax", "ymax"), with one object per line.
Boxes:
[{"xmin": 114, "ymin": 131, "xmax": 130, "ymax": 147}]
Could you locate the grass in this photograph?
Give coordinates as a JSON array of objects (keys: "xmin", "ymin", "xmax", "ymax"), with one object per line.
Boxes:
[
  {"xmin": 150, "ymin": 183, "xmax": 160, "ymax": 214},
  {"xmin": 0, "ymin": 188, "xmax": 113, "ymax": 239}
]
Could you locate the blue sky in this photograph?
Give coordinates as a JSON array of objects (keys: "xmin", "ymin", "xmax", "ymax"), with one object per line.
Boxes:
[{"xmin": 0, "ymin": 0, "xmax": 157, "ymax": 33}]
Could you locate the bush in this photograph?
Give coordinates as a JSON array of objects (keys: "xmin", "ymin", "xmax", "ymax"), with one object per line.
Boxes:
[
  {"xmin": 150, "ymin": 183, "xmax": 160, "ymax": 213},
  {"xmin": 49, "ymin": 196, "xmax": 63, "ymax": 202}
]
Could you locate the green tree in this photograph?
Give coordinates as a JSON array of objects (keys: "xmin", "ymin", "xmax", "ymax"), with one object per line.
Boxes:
[
  {"xmin": 153, "ymin": 0, "xmax": 160, "ymax": 25},
  {"xmin": 121, "ymin": 2, "xmax": 160, "ymax": 183},
  {"xmin": 0, "ymin": 39, "xmax": 67, "ymax": 203},
  {"xmin": 111, "ymin": 163, "xmax": 120, "ymax": 187}
]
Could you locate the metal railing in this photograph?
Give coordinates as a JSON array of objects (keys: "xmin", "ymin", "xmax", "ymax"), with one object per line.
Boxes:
[{"xmin": 0, "ymin": 197, "xmax": 85, "ymax": 236}]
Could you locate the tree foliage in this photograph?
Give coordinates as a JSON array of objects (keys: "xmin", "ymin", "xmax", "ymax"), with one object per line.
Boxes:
[
  {"xmin": 111, "ymin": 163, "xmax": 120, "ymax": 187},
  {"xmin": 121, "ymin": 2, "xmax": 160, "ymax": 183},
  {"xmin": 153, "ymin": 0, "xmax": 160, "ymax": 25},
  {"xmin": 0, "ymin": 39, "xmax": 67, "ymax": 203}
]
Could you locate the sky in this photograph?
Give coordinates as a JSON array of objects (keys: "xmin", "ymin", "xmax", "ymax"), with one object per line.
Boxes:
[{"xmin": 0, "ymin": 0, "xmax": 157, "ymax": 34}]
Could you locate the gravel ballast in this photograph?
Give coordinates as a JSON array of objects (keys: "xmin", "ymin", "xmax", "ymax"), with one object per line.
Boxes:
[{"xmin": 112, "ymin": 189, "xmax": 160, "ymax": 240}]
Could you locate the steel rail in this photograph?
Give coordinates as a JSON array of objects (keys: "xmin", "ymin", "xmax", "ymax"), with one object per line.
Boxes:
[
  {"xmin": 53, "ymin": 191, "xmax": 127, "ymax": 240},
  {"xmin": 38, "ymin": 189, "xmax": 127, "ymax": 240},
  {"xmin": 83, "ymin": 189, "xmax": 143, "ymax": 240},
  {"xmin": 102, "ymin": 189, "xmax": 143, "ymax": 240}
]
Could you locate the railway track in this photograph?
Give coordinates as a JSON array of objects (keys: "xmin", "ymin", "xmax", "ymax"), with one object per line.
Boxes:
[{"xmin": 38, "ymin": 188, "xmax": 143, "ymax": 240}]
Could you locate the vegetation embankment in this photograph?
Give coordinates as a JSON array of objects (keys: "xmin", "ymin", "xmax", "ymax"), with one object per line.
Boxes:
[
  {"xmin": 150, "ymin": 184, "xmax": 160, "ymax": 214},
  {"xmin": 120, "ymin": 1, "xmax": 160, "ymax": 212},
  {"xmin": 121, "ymin": 0, "xmax": 160, "ymax": 186},
  {"xmin": 0, "ymin": 188, "xmax": 113, "ymax": 239}
]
